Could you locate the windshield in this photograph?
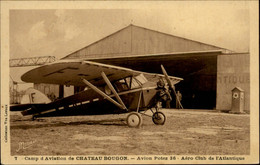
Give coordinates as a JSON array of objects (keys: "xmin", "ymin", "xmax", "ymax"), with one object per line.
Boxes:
[
  {"xmin": 114, "ymin": 74, "xmax": 148, "ymax": 92},
  {"xmin": 135, "ymin": 74, "xmax": 148, "ymax": 85}
]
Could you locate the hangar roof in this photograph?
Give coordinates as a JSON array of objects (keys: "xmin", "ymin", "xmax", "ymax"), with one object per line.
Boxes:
[{"xmin": 63, "ymin": 24, "xmax": 232, "ymax": 59}]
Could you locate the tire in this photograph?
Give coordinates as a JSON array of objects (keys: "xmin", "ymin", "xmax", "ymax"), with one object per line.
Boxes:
[
  {"xmin": 126, "ymin": 112, "xmax": 143, "ymax": 128},
  {"xmin": 152, "ymin": 112, "xmax": 166, "ymax": 125}
]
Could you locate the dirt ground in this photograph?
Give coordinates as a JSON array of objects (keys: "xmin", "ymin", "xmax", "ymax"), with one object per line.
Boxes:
[{"xmin": 10, "ymin": 109, "xmax": 250, "ymax": 155}]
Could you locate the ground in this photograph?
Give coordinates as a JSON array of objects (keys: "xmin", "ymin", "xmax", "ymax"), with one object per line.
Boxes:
[{"xmin": 10, "ymin": 109, "xmax": 250, "ymax": 155}]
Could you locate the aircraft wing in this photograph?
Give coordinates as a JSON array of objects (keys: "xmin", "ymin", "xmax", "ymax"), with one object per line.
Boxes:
[{"xmin": 21, "ymin": 59, "xmax": 183, "ymax": 87}]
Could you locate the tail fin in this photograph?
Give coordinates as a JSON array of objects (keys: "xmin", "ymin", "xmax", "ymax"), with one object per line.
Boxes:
[{"xmin": 21, "ymin": 87, "xmax": 51, "ymax": 104}]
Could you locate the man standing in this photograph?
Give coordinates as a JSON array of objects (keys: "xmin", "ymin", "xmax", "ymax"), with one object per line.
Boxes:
[
  {"xmin": 156, "ymin": 79, "xmax": 172, "ymax": 108},
  {"xmin": 176, "ymin": 91, "xmax": 182, "ymax": 109},
  {"xmin": 165, "ymin": 88, "xmax": 172, "ymax": 108}
]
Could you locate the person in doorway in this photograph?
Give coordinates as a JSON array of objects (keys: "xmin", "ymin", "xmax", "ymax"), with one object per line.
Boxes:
[
  {"xmin": 176, "ymin": 91, "xmax": 182, "ymax": 109},
  {"xmin": 165, "ymin": 88, "xmax": 172, "ymax": 108},
  {"xmin": 191, "ymin": 93, "xmax": 195, "ymax": 109}
]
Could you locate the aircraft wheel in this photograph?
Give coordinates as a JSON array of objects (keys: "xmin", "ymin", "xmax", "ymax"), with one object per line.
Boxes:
[
  {"xmin": 152, "ymin": 112, "xmax": 166, "ymax": 125},
  {"xmin": 32, "ymin": 115, "xmax": 36, "ymax": 121},
  {"xmin": 126, "ymin": 112, "xmax": 143, "ymax": 128}
]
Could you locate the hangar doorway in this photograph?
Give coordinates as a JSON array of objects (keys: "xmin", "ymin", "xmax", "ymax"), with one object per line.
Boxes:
[{"xmin": 93, "ymin": 51, "xmax": 219, "ymax": 109}]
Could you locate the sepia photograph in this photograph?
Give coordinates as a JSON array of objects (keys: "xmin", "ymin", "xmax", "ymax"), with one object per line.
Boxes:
[{"xmin": 1, "ymin": 1, "xmax": 259, "ymax": 164}]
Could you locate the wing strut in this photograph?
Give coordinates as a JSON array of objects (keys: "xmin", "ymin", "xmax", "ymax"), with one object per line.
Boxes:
[
  {"xmin": 81, "ymin": 78, "xmax": 125, "ymax": 110},
  {"xmin": 101, "ymin": 72, "xmax": 128, "ymax": 110}
]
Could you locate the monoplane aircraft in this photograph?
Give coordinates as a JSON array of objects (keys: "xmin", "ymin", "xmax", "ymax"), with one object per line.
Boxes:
[{"xmin": 10, "ymin": 59, "xmax": 183, "ymax": 127}]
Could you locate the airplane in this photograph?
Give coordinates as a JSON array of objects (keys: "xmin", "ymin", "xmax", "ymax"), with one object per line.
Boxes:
[{"xmin": 10, "ymin": 59, "xmax": 183, "ymax": 127}]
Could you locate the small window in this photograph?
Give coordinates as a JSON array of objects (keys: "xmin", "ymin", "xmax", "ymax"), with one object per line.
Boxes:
[
  {"xmin": 114, "ymin": 80, "xmax": 129, "ymax": 92},
  {"xmin": 125, "ymin": 76, "xmax": 141, "ymax": 89},
  {"xmin": 125, "ymin": 77, "xmax": 131, "ymax": 88},
  {"xmin": 131, "ymin": 78, "xmax": 140, "ymax": 89}
]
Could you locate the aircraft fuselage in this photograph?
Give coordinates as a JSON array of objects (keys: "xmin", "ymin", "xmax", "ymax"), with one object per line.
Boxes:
[{"xmin": 23, "ymin": 81, "xmax": 160, "ymax": 118}]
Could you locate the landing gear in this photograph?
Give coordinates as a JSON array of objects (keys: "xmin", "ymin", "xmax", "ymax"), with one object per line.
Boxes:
[
  {"xmin": 152, "ymin": 111, "xmax": 166, "ymax": 125},
  {"xmin": 126, "ymin": 112, "xmax": 143, "ymax": 128},
  {"xmin": 126, "ymin": 103, "xmax": 166, "ymax": 127}
]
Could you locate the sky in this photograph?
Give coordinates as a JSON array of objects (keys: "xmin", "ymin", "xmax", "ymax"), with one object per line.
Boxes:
[
  {"xmin": 10, "ymin": 1, "xmax": 250, "ymax": 60},
  {"xmin": 9, "ymin": 1, "xmax": 250, "ymax": 90}
]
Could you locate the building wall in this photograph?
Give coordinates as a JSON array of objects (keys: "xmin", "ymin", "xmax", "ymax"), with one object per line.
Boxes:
[
  {"xmin": 34, "ymin": 84, "xmax": 75, "ymax": 99},
  {"xmin": 131, "ymin": 26, "xmax": 221, "ymax": 55},
  {"xmin": 34, "ymin": 83, "xmax": 59, "ymax": 100},
  {"xmin": 216, "ymin": 53, "xmax": 250, "ymax": 111}
]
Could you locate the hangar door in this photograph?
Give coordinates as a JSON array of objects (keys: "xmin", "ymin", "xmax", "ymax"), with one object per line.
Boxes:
[{"xmin": 94, "ymin": 52, "xmax": 218, "ymax": 109}]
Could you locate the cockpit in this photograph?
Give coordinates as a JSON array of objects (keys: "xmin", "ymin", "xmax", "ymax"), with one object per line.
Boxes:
[{"xmin": 106, "ymin": 74, "xmax": 148, "ymax": 94}]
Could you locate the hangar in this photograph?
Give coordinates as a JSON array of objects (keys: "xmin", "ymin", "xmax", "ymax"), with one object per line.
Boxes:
[{"xmin": 34, "ymin": 24, "xmax": 250, "ymax": 111}]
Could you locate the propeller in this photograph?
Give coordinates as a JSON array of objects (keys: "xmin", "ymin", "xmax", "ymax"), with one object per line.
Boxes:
[{"xmin": 161, "ymin": 65, "xmax": 183, "ymax": 109}]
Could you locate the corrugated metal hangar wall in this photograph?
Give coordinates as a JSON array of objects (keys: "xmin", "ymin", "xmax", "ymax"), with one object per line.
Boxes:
[
  {"xmin": 63, "ymin": 25, "xmax": 225, "ymax": 59},
  {"xmin": 36, "ymin": 24, "xmax": 250, "ymax": 111}
]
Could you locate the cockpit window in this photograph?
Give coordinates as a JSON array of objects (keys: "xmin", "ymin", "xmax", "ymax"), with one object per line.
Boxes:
[
  {"xmin": 114, "ymin": 79, "xmax": 129, "ymax": 92},
  {"xmin": 114, "ymin": 74, "xmax": 148, "ymax": 92},
  {"xmin": 135, "ymin": 74, "xmax": 148, "ymax": 85},
  {"xmin": 125, "ymin": 77, "xmax": 139, "ymax": 89},
  {"xmin": 126, "ymin": 74, "xmax": 148, "ymax": 89}
]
